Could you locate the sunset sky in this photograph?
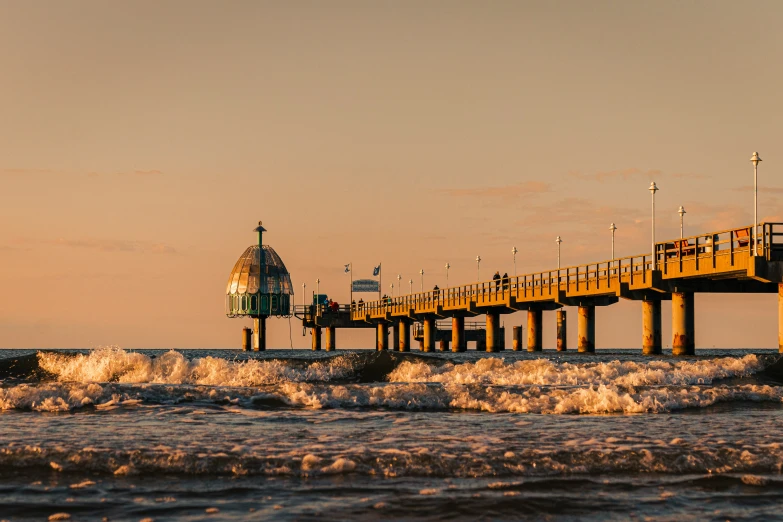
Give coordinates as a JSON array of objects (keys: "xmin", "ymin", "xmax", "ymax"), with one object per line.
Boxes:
[{"xmin": 2, "ymin": 1, "xmax": 782, "ymax": 349}]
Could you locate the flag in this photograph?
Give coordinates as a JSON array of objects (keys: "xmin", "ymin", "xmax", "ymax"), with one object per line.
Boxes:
[
  {"xmin": 344, "ymin": 264, "xmax": 351, "ymax": 273},
  {"xmin": 372, "ymin": 264, "xmax": 381, "ymax": 276}
]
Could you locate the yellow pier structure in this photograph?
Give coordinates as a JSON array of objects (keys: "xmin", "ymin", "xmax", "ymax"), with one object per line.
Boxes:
[{"xmin": 337, "ymin": 223, "xmax": 783, "ymax": 355}]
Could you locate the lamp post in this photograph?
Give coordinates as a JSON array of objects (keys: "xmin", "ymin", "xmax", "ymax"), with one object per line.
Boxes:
[
  {"xmin": 390, "ymin": 282, "xmax": 394, "ymax": 297},
  {"xmin": 512, "ymin": 246, "xmax": 518, "ymax": 275},
  {"xmin": 409, "ymin": 279, "xmax": 413, "ymax": 294},
  {"xmin": 476, "ymin": 255, "xmax": 481, "ymax": 280},
  {"xmin": 751, "ymin": 152, "xmax": 762, "ymax": 256},
  {"xmin": 445, "ymin": 263, "xmax": 450, "ymax": 287},
  {"xmin": 419, "ymin": 269, "xmax": 424, "ymax": 292},
  {"xmin": 397, "ymin": 274, "xmax": 402, "ymax": 295},
  {"xmin": 555, "ymin": 236, "xmax": 562, "ymax": 269},
  {"xmin": 316, "ymin": 278, "xmax": 320, "ymax": 298},
  {"xmin": 649, "ymin": 181, "xmax": 659, "ymax": 269},
  {"xmin": 315, "ymin": 278, "xmax": 320, "ymax": 314},
  {"xmin": 678, "ymin": 206, "xmax": 686, "ymax": 239},
  {"xmin": 302, "ymin": 282, "xmax": 306, "ymax": 308},
  {"xmin": 609, "ymin": 223, "xmax": 617, "ymax": 260}
]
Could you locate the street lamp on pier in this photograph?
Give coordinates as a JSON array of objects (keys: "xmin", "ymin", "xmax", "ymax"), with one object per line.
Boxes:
[
  {"xmin": 397, "ymin": 274, "xmax": 402, "ymax": 295},
  {"xmin": 302, "ymin": 282, "xmax": 306, "ymax": 308},
  {"xmin": 512, "ymin": 246, "xmax": 518, "ymax": 275},
  {"xmin": 678, "ymin": 206, "xmax": 686, "ymax": 239},
  {"xmin": 419, "ymin": 269, "xmax": 424, "ymax": 292},
  {"xmin": 476, "ymin": 255, "xmax": 481, "ymax": 281},
  {"xmin": 556, "ymin": 236, "xmax": 562, "ymax": 269},
  {"xmin": 409, "ymin": 279, "xmax": 413, "ymax": 294},
  {"xmin": 445, "ymin": 263, "xmax": 450, "ymax": 287},
  {"xmin": 390, "ymin": 283, "xmax": 394, "ymax": 297},
  {"xmin": 609, "ymin": 223, "xmax": 617, "ymax": 260},
  {"xmin": 751, "ymin": 152, "xmax": 762, "ymax": 256},
  {"xmin": 649, "ymin": 182, "xmax": 659, "ymax": 269}
]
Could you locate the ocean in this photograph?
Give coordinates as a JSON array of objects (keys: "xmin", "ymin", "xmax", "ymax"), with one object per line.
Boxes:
[{"xmin": 1, "ymin": 347, "xmax": 783, "ymax": 521}]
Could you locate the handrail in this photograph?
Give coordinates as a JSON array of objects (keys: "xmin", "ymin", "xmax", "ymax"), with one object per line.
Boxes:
[{"xmin": 347, "ymin": 223, "xmax": 783, "ymax": 319}]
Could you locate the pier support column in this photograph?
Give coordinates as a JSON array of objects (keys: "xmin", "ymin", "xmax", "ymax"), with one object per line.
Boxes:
[
  {"xmin": 393, "ymin": 325, "xmax": 399, "ymax": 353},
  {"xmin": 779, "ymin": 284, "xmax": 783, "ymax": 353},
  {"xmin": 486, "ymin": 312, "xmax": 500, "ymax": 352},
  {"xmin": 254, "ymin": 317, "xmax": 266, "ymax": 351},
  {"xmin": 577, "ymin": 306, "xmax": 595, "ymax": 353},
  {"xmin": 642, "ymin": 300, "xmax": 662, "ymax": 355},
  {"xmin": 527, "ymin": 310, "xmax": 543, "ymax": 352},
  {"xmin": 242, "ymin": 327, "xmax": 252, "ymax": 351},
  {"xmin": 439, "ymin": 338, "xmax": 450, "ymax": 352},
  {"xmin": 399, "ymin": 320, "xmax": 410, "ymax": 352},
  {"xmin": 311, "ymin": 326, "xmax": 321, "ymax": 351},
  {"xmin": 452, "ymin": 317, "xmax": 465, "ymax": 352},
  {"xmin": 376, "ymin": 324, "xmax": 388, "ymax": 351},
  {"xmin": 325, "ymin": 326, "xmax": 336, "ymax": 352},
  {"xmin": 672, "ymin": 292, "xmax": 695, "ymax": 355},
  {"xmin": 422, "ymin": 317, "xmax": 435, "ymax": 352},
  {"xmin": 557, "ymin": 310, "xmax": 567, "ymax": 351},
  {"xmin": 512, "ymin": 326, "xmax": 523, "ymax": 351}
]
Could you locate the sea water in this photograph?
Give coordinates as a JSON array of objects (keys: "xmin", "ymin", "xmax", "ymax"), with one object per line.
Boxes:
[{"xmin": 1, "ymin": 347, "xmax": 782, "ymax": 521}]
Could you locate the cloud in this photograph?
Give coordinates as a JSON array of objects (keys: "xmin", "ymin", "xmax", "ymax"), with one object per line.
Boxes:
[
  {"xmin": 134, "ymin": 169, "xmax": 164, "ymax": 176},
  {"xmin": 441, "ymin": 181, "xmax": 551, "ymax": 198},
  {"xmin": 46, "ymin": 238, "xmax": 178, "ymax": 255},
  {"xmin": 568, "ymin": 168, "xmax": 663, "ymax": 183}
]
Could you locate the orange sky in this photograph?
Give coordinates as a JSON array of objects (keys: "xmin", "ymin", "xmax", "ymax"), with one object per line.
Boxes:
[{"xmin": 2, "ymin": 1, "xmax": 782, "ymax": 349}]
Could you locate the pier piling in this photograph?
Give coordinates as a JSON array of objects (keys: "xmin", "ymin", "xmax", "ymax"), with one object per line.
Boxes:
[
  {"xmin": 486, "ymin": 312, "xmax": 500, "ymax": 352},
  {"xmin": 527, "ymin": 310, "xmax": 543, "ymax": 351},
  {"xmin": 311, "ymin": 326, "xmax": 321, "ymax": 351},
  {"xmin": 452, "ymin": 317, "xmax": 466, "ymax": 352},
  {"xmin": 423, "ymin": 317, "xmax": 435, "ymax": 352},
  {"xmin": 557, "ymin": 310, "xmax": 567, "ymax": 351},
  {"xmin": 577, "ymin": 306, "xmax": 595, "ymax": 353},
  {"xmin": 376, "ymin": 324, "xmax": 388, "ymax": 351},
  {"xmin": 512, "ymin": 325, "xmax": 523, "ymax": 351},
  {"xmin": 642, "ymin": 300, "xmax": 662, "ymax": 355},
  {"xmin": 254, "ymin": 317, "xmax": 266, "ymax": 351},
  {"xmin": 399, "ymin": 320, "xmax": 411, "ymax": 352},
  {"xmin": 325, "ymin": 326, "xmax": 336, "ymax": 351},
  {"xmin": 672, "ymin": 292, "xmax": 695, "ymax": 355},
  {"xmin": 242, "ymin": 327, "xmax": 251, "ymax": 351}
]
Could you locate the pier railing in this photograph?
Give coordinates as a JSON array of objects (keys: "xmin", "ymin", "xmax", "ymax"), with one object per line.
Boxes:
[{"xmin": 351, "ymin": 223, "xmax": 783, "ymax": 320}]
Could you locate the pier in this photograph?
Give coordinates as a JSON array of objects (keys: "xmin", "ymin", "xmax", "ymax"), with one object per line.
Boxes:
[{"xmin": 293, "ymin": 223, "xmax": 783, "ymax": 354}]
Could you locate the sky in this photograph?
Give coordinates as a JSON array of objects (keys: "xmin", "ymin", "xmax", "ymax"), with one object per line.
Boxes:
[{"xmin": 1, "ymin": 0, "xmax": 782, "ymax": 349}]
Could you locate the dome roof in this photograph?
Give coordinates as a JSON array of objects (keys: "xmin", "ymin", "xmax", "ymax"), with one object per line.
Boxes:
[{"xmin": 226, "ymin": 245, "xmax": 293, "ymax": 296}]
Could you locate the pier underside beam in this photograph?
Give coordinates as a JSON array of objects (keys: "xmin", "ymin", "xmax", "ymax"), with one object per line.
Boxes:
[
  {"xmin": 422, "ymin": 317, "xmax": 435, "ymax": 352},
  {"xmin": 399, "ymin": 320, "xmax": 410, "ymax": 352},
  {"xmin": 512, "ymin": 326, "xmax": 523, "ymax": 351},
  {"xmin": 577, "ymin": 306, "xmax": 595, "ymax": 353},
  {"xmin": 311, "ymin": 326, "xmax": 321, "ymax": 351},
  {"xmin": 527, "ymin": 310, "xmax": 543, "ymax": 352},
  {"xmin": 452, "ymin": 317, "xmax": 466, "ymax": 352},
  {"xmin": 253, "ymin": 317, "xmax": 266, "ymax": 351},
  {"xmin": 325, "ymin": 326, "xmax": 336, "ymax": 351},
  {"xmin": 376, "ymin": 323, "xmax": 388, "ymax": 351},
  {"xmin": 557, "ymin": 310, "xmax": 567, "ymax": 352},
  {"xmin": 642, "ymin": 300, "xmax": 662, "ymax": 355},
  {"xmin": 486, "ymin": 311, "xmax": 500, "ymax": 352},
  {"xmin": 672, "ymin": 292, "xmax": 695, "ymax": 356}
]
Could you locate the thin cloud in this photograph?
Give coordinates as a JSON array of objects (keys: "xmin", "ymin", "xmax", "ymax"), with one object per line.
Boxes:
[
  {"xmin": 442, "ymin": 181, "xmax": 551, "ymax": 198},
  {"xmin": 568, "ymin": 168, "xmax": 663, "ymax": 183},
  {"xmin": 46, "ymin": 238, "xmax": 178, "ymax": 255}
]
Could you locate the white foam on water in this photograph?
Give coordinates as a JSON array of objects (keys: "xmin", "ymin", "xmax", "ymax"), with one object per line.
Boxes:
[
  {"xmin": 37, "ymin": 347, "xmax": 357, "ymax": 386},
  {"xmin": 388, "ymin": 354, "xmax": 766, "ymax": 387}
]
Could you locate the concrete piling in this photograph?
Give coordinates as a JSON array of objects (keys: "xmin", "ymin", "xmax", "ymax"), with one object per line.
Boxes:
[
  {"xmin": 527, "ymin": 310, "xmax": 543, "ymax": 351},
  {"xmin": 779, "ymin": 284, "xmax": 783, "ymax": 353},
  {"xmin": 577, "ymin": 305, "xmax": 595, "ymax": 353},
  {"xmin": 242, "ymin": 327, "xmax": 252, "ymax": 351},
  {"xmin": 311, "ymin": 326, "xmax": 321, "ymax": 351},
  {"xmin": 325, "ymin": 326, "xmax": 336, "ymax": 351},
  {"xmin": 423, "ymin": 317, "xmax": 435, "ymax": 352},
  {"xmin": 642, "ymin": 300, "xmax": 662, "ymax": 355},
  {"xmin": 399, "ymin": 320, "xmax": 410, "ymax": 352},
  {"xmin": 376, "ymin": 323, "xmax": 388, "ymax": 351},
  {"xmin": 452, "ymin": 316, "xmax": 465, "ymax": 352},
  {"xmin": 439, "ymin": 338, "xmax": 450, "ymax": 352},
  {"xmin": 556, "ymin": 310, "xmax": 567, "ymax": 351},
  {"xmin": 672, "ymin": 292, "xmax": 695, "ymax": 355},
  {"xmin": 254, "ymin": 317, "xmax": 266, "ymax": 351},
  {"xmin": 512, "ymin": 325, "xmax": 523, "ymax": 351},
  {"xmin": 393, "ymin": 325, "xmax": 399, "ymax": 353},
  {"xmin": 486, "ymin": 312, "xmax": 500, "ymax": 352}
]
